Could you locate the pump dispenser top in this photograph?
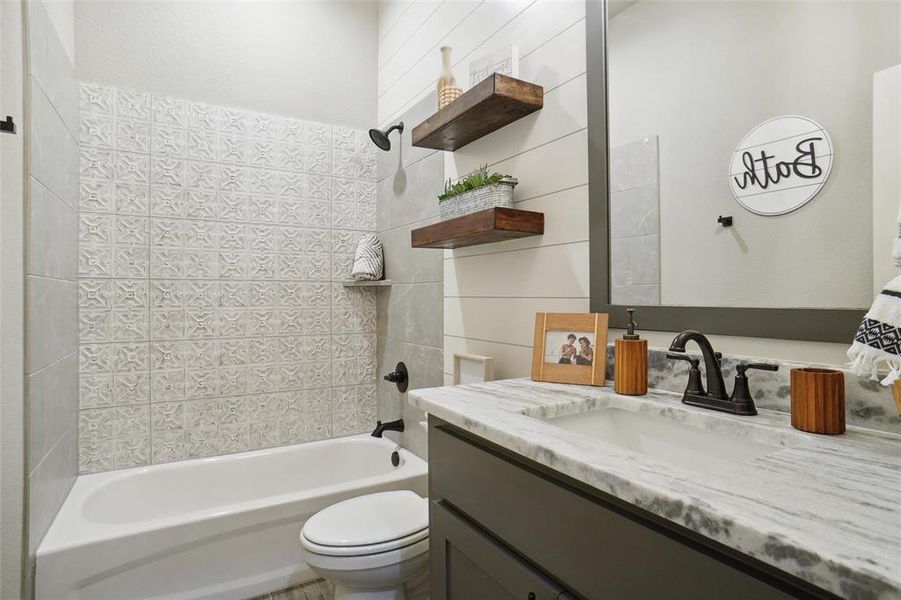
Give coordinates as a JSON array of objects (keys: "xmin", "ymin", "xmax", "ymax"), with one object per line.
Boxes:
[{"xmin": 623, "ymin": 308, "xmax": 640, "ymax": 340}]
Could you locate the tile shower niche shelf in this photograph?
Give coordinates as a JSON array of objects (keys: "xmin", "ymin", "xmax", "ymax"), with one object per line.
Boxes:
[
  {"xmin": 340, "ymin": 280, "xmax": 393, "ymax": 287},
  {"xmin": 411, "ymin": 207, "xmax": 544, "ymax": 249},
  {"xmin": 412, "ymin": 74, "xmax": 544, "ymax": 151}
]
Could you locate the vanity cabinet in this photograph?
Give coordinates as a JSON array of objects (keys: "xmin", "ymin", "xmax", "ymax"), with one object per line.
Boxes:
[{"xmin": 428, "ymin": 418, "xmax": 837, "ymax": 600}]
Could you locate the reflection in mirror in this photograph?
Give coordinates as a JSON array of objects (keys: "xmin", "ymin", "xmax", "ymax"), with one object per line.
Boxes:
[{"xmin": 606, "ymin": 1, "xmax": 900, "ymax": 310}]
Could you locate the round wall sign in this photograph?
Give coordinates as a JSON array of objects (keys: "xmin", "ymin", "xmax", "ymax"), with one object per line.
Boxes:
[{"xmin": 728, "ymin": 115, "xmax": 833, "ymax": 216}]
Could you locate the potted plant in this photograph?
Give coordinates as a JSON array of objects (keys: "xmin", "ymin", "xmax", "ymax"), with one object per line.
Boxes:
[{"xmin": 438, "ymin": 165, "xmax": 518, "ymax": 220}]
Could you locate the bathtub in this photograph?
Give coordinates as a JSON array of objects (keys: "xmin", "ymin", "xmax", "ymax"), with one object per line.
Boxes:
[{"xmin": 36, "ymin": 435, "xmax": 428, "ymax": 600}]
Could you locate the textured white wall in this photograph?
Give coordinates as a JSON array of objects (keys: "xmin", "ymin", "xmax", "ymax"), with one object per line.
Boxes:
[
  {"xmin": 608, "ymin": 0, "xmax": 899, "ymax": 310},
  {"xmin": 75, "ymin": 1, "xmax": 378, "ymax": 128},
  {"xmin": 76, "ymin": 82, "xmax": 379, "ymax": 473}
]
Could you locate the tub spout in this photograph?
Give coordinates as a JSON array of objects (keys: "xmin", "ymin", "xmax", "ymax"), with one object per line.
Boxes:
[{"xmin": 371, "ymin": 419, "xmax": 404, "ymax": 438}]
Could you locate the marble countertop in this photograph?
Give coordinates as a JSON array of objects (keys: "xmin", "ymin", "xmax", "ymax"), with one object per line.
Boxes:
[{"xmin": 409, "ymin": 378, "xmax": 901, "ymax": 599}]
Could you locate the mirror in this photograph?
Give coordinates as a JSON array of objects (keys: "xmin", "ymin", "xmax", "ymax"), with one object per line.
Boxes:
[{"xmin": 588, "ymin": 0, "xmax": 901, "ymax": 341}]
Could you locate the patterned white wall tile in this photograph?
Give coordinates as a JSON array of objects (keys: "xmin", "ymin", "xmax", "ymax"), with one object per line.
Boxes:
[{"xmin": 78, "ymin": 83, "xmax": 378, "ymax": 473}]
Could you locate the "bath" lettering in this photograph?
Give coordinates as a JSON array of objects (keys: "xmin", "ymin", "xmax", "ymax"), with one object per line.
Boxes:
[{"xmin": 733, "ymin": 137, "xmax": 824, "ymax": 191}]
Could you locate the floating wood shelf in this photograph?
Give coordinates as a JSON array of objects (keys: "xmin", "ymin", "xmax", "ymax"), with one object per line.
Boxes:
[
  {"xmin": 412, "ymin": 74, "xmax": 543, "ymax": 151},
  {"xmin": 411, "ymin": 207, "xmax": 544, "ymax": 249},
  {"xmin": 341, "ymin": 279, "xmax": 393, "ymax": 287}
]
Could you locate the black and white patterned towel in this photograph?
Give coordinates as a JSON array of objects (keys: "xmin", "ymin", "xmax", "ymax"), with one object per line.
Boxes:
[
  {"xmin": 351, "ymin": 234, "xmax": 384, "ymax": 281},
  {"xmin": 849, "ymin": 274, "xmax": 901, "ymax": 384}
]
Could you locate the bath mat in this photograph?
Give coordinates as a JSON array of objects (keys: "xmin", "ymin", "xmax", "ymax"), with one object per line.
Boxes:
[{"xmin": 247, "ymin": 577, "xmax": 334, "ymax": 600}]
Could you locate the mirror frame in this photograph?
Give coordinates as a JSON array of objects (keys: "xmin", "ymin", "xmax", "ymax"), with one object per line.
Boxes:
[{"xmin": 586, "ymin": 0, "xmax": 866, "ymax": 343}]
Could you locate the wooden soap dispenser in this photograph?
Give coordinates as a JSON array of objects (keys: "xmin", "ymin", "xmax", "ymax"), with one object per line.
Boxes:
[{"xmin": 614, "ymin": 308, "xmax": 648, "ymax": 395}]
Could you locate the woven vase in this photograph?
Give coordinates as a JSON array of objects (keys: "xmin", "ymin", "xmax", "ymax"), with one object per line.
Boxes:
[
  {"xmin": 437, "ymin": 46, "xmax": 462, "ymax": 110},
  {"xmin": 438, "ymin": 86, "xmax": 462, "ymax": 109}
]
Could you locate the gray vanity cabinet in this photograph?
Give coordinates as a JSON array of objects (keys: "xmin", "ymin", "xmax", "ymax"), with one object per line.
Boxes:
[{"xmin": 428, "ymin": 418, "xmax": 837, "ymax": 600}]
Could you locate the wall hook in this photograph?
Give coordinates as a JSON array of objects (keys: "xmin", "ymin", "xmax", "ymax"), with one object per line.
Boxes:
[
  {"xmin": 717, "ymin": 215, "xmax": 733, "ymax": 227},
  {"xmin": 0, "ymin": 116, "xmax": 16, "ymax": 134}
]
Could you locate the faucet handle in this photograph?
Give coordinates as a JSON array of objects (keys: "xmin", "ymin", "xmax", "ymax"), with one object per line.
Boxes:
[
  {"xmin": 666, "ymin": 353, "xmax": 705, "ymax": 396},
  {"xmin": 736, "ymin": 362, "xmax": 778, "ymax": 375},
  {"xmin": 730, "ymin": 363, "xmax": 777, "ymax": 413}
]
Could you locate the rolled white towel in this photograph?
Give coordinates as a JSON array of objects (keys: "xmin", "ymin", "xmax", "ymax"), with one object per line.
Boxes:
[{"xmin": 351, "ymin": 234, "xmax": 384, "ymax": 281}]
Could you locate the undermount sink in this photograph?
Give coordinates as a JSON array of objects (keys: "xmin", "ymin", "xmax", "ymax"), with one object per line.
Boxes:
[{"xmin": 544, "ymin": 407, "xmax": 783, "ymax": 474}]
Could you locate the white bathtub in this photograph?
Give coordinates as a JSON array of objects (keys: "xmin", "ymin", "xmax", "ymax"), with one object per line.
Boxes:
[{"xmin": 36, "ymin": 435, "xmax": 428, "ymax": 600}]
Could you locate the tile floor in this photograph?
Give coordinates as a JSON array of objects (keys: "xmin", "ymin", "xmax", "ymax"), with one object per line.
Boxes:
[{"xmin": 249, "ymin": 578, "xmax": 334, "ymax": 600}]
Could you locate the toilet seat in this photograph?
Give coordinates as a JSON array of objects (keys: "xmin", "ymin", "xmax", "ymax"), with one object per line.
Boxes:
[
  {"xmin": 302, "ymin": 526, "xmax": 428, "ymax": 557},
  {"xmin": 300, "ymin": 490, "xmax": 429, "ymax": 558}
]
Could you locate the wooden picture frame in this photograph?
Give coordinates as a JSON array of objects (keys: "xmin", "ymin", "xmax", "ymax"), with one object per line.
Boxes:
[
  {"xmin": 452, "ymin": 353, "xmax": 494, "ymax": 384},
  {"xmin": 531, "ymin": 312, "xmax": 609, "ymax": 386}
]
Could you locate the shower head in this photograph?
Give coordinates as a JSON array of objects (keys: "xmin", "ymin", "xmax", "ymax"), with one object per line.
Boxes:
[{"xmin": 368, "ymin": 121, "xmax": 404, "ymax": 151}]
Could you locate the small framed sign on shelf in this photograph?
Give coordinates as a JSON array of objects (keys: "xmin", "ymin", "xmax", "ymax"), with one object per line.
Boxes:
[
  {"xmin": 469, "ymin": 45, "xmax": 519, "ymax": 88},
  {"xmin": 531, "ymin": 312, "xmax": 609, "ymax": 386}
]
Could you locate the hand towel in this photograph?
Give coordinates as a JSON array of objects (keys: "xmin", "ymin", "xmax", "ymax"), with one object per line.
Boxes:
[
  {"xmin": 848, "ymin": 274, "xmax": 901, "ymax": 385},
  {"xmin": 351, "ymin": 234, "xmax": 384, "ymax": 281}
]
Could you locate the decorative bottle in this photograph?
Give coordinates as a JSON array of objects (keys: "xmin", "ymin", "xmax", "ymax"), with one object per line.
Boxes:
[{"xmin": 437, "ymin": 46, "xmax": 462, "ymax": 110}]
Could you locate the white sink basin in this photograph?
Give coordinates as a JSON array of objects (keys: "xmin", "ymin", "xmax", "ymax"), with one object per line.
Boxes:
[{"xmin": 545, "ymin": 407, "xmax": 782, "ymax": 473}]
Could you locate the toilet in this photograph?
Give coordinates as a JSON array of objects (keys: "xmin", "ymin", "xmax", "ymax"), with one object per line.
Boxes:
[{"xmin": 300, "ymin": 490, "xmax": 430, "ymax": 600}]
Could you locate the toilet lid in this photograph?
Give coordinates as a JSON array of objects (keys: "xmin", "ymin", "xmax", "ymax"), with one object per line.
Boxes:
[{"xmin": 302, "ymin": 491, "xmax": 428, "ymax": 549}]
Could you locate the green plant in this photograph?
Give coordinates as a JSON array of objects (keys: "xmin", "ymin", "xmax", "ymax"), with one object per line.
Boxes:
[{"xmin": 438, "ymin": 164, "xmax": 512, "ymax": 201}]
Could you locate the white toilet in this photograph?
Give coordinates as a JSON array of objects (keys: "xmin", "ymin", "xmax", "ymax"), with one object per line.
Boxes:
[{"xmin": 300, "ymin": 490, "xmax": 430, "ymax": 600}]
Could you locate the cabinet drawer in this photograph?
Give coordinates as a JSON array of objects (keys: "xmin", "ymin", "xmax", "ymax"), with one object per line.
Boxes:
[
  {"xmin": 429, "ymin": 419, "xmax": 821, "ymax": 600},
  {"xmin": 431, "ymin": 499, "xmax": 570, "ymax": 600}
]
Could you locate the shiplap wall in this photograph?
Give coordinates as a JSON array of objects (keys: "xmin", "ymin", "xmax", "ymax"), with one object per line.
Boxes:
[{"xmin": 378, "ymin": 0, "xmax": 589, "ymax": 382}]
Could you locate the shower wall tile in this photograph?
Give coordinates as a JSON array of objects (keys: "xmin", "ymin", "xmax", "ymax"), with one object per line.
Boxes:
[
  {"xmin": 25, "ymin": 1, "xmax": 80, "ymax": 593},
  {"xmin": 27, "ymin": 276, "xmax": 78, "ymax": 374},
  {"xmin": 376, "ymin": 282, "xmax": 443, "ymax": 348},
  {"xmin": 29, "ymin": 178, "xmax": 78, "ymax": 280},
  {"xmin": 610, "ymin": 136, "xmax": 661, "ymax": 306},
  {"xmin": 379, "ymin": 217, "xmax": 443, "ymax": 285},
  {"xmin": 378, "ymin": 150, "xmax": 444, "ymax": 230},
  {"xmin": 375, "ymin": 94, "xmax": 445, "ymax": 460},
  {"xmin": 78, "ymin": 83, "xmax": 378, "ymax": 473}
]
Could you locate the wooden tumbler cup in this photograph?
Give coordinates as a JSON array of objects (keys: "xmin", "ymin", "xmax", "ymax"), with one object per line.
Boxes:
[{"xmin": 790, "ymin": 368, "xmax": 845, "ymax": 435}]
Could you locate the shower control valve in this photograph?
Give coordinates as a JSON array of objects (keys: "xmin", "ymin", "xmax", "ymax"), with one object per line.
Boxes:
[{"xmin": 384, "ymin": 362, "xmax": 409, "ymax": 393}]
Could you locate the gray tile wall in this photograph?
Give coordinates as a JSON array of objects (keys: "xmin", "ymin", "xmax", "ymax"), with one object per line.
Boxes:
[
  {"xmin": 76, "ymin": 82, "xmax": 379, "ymax": 473},
  {"xmin": 610, "ymin": 136, "xmax": 660, "ymax": 305},
  {"xmin": 24, "ymin": 0, "xmax": 80, "ymax": 595},
  {"xmin": 375, "ymin": 94, "xmax": 445, "ymax": 459}
]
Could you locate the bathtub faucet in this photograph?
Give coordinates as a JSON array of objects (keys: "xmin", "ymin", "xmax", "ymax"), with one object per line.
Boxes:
[{"xmin": 371, "ymin": 419, "xmax": 405, "ymax": 438}]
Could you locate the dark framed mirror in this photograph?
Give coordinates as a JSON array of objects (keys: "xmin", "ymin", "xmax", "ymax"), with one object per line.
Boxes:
[{"xmin": 585, "ymin": 0, "xmax": 898, "ymax": 342}]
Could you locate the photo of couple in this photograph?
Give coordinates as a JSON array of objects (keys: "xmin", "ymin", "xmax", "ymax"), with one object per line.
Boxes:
[{"xmin": 545, "ymin": 331, "xmax": 595, "ymax": 366}]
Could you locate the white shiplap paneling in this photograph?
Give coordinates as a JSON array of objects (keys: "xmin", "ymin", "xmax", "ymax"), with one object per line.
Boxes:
[
  {"xmin": 445, "ymin": 297, "xmax": 590, "ymax": 348},
  {"xmin": 379, "ymin": 0, "xmax": 585, "ymax": 124},
  {"xmin": 378, "ymin": 0, "xmax": 588, "ymax": 383}
]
